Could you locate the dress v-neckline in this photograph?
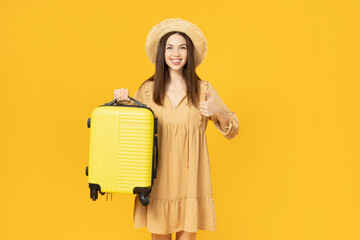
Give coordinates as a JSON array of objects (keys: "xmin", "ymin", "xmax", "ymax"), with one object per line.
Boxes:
[{"xmin": 166, "ymin": 92, "xmax": 187, "ymax": 112}]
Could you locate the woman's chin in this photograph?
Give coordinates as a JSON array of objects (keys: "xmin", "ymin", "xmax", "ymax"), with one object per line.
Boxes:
[{"xmin": 168, "ymin": 65, "xmax": 184, "ymax": 72}]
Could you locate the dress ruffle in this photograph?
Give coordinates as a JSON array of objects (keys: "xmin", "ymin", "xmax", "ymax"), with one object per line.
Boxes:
[
  {"xmin": 143, "ymin": 81, "xmax": 152, "ymax": 105},
  {"xmin": 133, "ymin": 195, "xmax": 216, "ymax": 234},
  {"xmin": 197, "ymin": 80, "xmax": 209, "ymax": 128},
  {"xmin": 212, "ymin": 111, "xmax": 239, "ymax": 140}
]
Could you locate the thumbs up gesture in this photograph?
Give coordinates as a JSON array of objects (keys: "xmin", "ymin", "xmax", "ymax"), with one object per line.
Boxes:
[{"xmin": 199, "ymin": 90, "xmax": 221, "ymax": 117}]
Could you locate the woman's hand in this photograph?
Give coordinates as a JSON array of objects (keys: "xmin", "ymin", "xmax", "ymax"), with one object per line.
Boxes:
[
  {"xmin": 199, "ymin": 90, "xmax": 221, "ymax": 117},
  {"xmin": 200, "ymin": 90, "xmax": 230, "ymax": 128},
  {"xmin": 114, "ymin": 88, "xmax": 131, "ymax": 103}
]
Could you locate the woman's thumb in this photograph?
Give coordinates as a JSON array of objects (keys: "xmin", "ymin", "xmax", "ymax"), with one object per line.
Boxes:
[{"xmin": 206, "ymin": 90, "xmax": 211, "ymax": 99}]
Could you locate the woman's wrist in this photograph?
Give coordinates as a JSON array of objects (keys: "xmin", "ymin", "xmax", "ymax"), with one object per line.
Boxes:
[{"xmin": 215, "ymin": 106, "xmax": 230, "ymax": 127}]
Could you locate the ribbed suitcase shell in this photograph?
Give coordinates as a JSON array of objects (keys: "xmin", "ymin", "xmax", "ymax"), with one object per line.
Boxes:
[{"xmin": 88, "ymin": 105, "xmax": 155, "ymax": 194}]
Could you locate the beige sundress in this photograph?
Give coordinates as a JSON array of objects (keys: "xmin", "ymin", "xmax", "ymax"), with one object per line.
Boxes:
[{"xmin": 127, "ymin": 79, "xmax": 239, "ymax": 234}]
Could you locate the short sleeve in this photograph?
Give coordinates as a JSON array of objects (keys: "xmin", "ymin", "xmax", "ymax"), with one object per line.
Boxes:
[{"xmin": 207, "ymin": 81, "xmax": 239, "ymax": 140}]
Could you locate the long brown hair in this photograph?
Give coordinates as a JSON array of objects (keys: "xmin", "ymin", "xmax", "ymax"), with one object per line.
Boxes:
[{"xmin": 143, "ymin": 31, "xmax": 203, "ymax": 108}]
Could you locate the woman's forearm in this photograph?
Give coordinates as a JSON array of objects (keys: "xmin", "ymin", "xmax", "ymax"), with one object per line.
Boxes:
[{"xmin": 215, "ymin": 106, "xmax": 230, "ymax": 128}]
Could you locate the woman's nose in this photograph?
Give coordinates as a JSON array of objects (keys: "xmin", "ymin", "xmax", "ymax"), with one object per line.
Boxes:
[{"xmin": 173, "ymin": 49, "xmax": 180, "ymax": 56}]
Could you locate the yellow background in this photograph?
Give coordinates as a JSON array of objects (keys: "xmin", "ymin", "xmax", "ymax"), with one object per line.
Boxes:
[{"xmin": 0, "ymin": 0, "xmax": 359, "ymax": 239}]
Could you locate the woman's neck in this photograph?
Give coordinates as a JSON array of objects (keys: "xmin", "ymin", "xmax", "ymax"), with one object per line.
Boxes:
[{"xmin": 168, "ymin": 69, "xmax": 185, "ymax": 86}]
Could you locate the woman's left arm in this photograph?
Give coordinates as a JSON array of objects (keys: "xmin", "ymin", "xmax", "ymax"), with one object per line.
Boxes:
[
  {"xmin": 213, "ymin": 104, "xmax": 230, "ymax": 128},
  {"xmin": 200, "ymin": 81, "xmax": 239, "ymax": 140}
]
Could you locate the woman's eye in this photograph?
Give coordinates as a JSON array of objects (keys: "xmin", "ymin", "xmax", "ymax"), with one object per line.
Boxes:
[{"xmin": 166, "ymin": 47, "xmax": 186, "ymax": 49}]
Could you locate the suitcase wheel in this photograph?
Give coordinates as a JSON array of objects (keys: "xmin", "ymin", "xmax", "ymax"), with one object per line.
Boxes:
[
  {"xmin": 91, "ymin": 188, "xmax": 98, "ymax": 201},
  {"xmin": 87, "ymin": 118, "xmax": 91, "ymax": 128},
  {"xmin": 139, "ymin": 194, "xmax": 150, "ymax": 206},
  {"xmin": 89, "ymin": 183, "xmax": 101, "ymax": 201}
]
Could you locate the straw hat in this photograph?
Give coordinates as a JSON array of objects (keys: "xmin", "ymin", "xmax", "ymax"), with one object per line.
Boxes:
[{"xmin": 145, "ymin": 18, "xmax": 208, "ymax": 67}]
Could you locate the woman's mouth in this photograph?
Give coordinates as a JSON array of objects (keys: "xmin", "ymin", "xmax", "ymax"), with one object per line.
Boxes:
[{"xmin": 171, "ymin": 59, "xmax": 182, "ymax": 65}]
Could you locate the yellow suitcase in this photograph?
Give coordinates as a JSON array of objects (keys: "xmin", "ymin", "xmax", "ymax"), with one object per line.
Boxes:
[{"xmin": 85, "ymin": 97, "xmax": 158, "ymax": 206}]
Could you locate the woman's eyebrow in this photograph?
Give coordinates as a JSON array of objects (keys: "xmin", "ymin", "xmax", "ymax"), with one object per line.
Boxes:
[{"xmin": 166, "ymin": 44, "xmax": 187, "ymax": 46}]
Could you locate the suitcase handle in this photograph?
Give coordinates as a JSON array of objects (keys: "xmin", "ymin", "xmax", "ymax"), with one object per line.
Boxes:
[{"xmin": 104, "ymin": 97, "xmax": 146, "ymax": 107}]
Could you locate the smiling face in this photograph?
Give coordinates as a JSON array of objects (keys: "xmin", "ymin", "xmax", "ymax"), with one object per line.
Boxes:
[{"xmin": 164, "ymin": 33, "xmax": 188, "ymax": 72}]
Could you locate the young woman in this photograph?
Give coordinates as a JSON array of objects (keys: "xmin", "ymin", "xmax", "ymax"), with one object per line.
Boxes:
[{"xmin": 114, "ymin": 18, "xmax": 239, "ymax": 240}]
